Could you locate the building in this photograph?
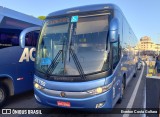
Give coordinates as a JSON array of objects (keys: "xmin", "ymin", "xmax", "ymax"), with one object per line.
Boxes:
[
  {"xmin": 137, "ymin": 36, "xmax": 160, "ymax": 55},
  {"xmin": 139, "ymin": 36, "xmax": 154, "ymax": 51}
]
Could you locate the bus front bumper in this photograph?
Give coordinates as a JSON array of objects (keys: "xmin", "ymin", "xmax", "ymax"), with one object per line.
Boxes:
[{"xmin": 34, "ymin": 88, "xmax": 113, "ymax": 108}]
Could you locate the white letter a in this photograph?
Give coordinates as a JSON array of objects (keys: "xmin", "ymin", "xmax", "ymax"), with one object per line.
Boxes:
[{"xmin": 19, "ymin": 48, "xmax": 30, "ymax": 62}]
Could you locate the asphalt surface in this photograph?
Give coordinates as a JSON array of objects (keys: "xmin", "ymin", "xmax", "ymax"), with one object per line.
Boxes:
[
  {"xmin": 2, "ymin": 63, "xmax": 147, "ymax": 117},
  {"xmin": 145, "ymin": 56, "xmax": 160, "ymax": 117},
  {"xmin": 146, "ymin": 78, "xmax": 160, "ymax": 109}
]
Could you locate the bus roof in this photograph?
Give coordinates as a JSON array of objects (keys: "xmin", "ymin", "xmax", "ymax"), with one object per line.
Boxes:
[
  {"xmin": 47, "ymin": 4, "xmax": 119, "ymax": 18},
  {"xmin": 0, "ymin": 6, "xmax": 43, "ymax": 26}
]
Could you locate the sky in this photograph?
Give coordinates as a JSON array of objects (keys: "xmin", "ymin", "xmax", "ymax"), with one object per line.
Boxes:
[{"xmin": 1, "ymin": 0, "xmax": 160, "ymax": 44}]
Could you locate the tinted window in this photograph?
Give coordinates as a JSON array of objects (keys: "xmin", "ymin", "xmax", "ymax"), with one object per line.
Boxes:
[
  {"xmin": 112, "ymin": 41, "xmax": 120, "ymax": 68},
  {"xmin": 0, "ymin": 29, "xmax": 21, "ymax": 49},
  {"xmin": 25, "ymin": 31, "xmax": 39, "ymax": 47},
  {"xmin": 36, "ymin": 14, "xmax": 110, "ymax": 76}
]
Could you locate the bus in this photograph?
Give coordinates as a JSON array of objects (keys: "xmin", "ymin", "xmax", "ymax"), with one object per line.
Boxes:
[
  {"xmin": 20, "ymin": 4, "xmax": 138, "ymax": 109},
  {"xmin": 0, "ymin": 6, "xmax": 42, "ymax": 107}
]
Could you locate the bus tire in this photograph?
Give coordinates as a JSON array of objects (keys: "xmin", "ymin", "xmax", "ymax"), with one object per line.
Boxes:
[
  {"xmin": 0, "ymin": 83, "xmax": 8, "ymax": 107},
  {"xmin": 133, "ymin": 68, "xmax": 137, "ymax": 77},
  {"xmin": 117, "ymin": 78, "xmax": 125, "ymax": 104},
  {"xmin": 133, "ymin": 73, "xmax": 136, "ymax": 77}
]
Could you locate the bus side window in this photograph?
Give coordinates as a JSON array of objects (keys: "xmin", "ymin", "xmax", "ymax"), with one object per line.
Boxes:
[
  {"xmin": 112, "ymin": 39, "xmax": 120, "ymax": 69},
  {"xmin": 25, "ymin": 31, "xmax": 39, "ymax": 47},
  {"xmin": 11, "ymin": 34, "xmax": 19, "ymax": 46},
  {"xmin": 0, "ymin": 32, "xmax": 19, "ymax": 48}
]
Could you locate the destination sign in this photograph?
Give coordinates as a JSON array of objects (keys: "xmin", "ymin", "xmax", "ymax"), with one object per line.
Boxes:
[{"xmin": 48, "ymin": 18, "xmax": 69, "ymax": 25}]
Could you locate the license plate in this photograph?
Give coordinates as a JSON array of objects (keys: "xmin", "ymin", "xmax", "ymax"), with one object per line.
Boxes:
[{"xmin": 57, "ymin": 101, "xmax": 71, "ymax": 107}]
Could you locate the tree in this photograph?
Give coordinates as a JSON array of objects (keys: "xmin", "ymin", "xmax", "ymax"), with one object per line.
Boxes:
[{"xmin": 38, "ymin": 16, "xmax": 46, "ymax": 20}]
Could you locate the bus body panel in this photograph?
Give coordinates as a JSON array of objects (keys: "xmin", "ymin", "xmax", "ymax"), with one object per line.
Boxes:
[
  {"xmin": 0, "ymin": 6, "xmax": 42, "ymax": 26},
  {"xmin": 34, "ymin": 4, "xmax": 138, "ymax": 109},
  {"xmin": 34, "ymin": 76, "xmax": 114, "ymax": 108},
  {"xmin": 0, "ymin": 6, "xmax": 42, "ymax": 97},
  {"xmin": 48, "ymin": 4, "xmax": 116, "ymax": 18},
  {"xmin": 0, "ymin": 46, "xmax": 36, "ymax": 94},
  {"xmin": 35, "ymin": 88, "xmax": 113, "ymax": 108},
  {"xmin": 34, "ymin": 76, "xmax": 107, "ymax": 91}
]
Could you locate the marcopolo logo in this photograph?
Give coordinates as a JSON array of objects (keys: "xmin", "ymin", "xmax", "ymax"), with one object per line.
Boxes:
[{"xmin": 19, "ymin": 47, "xmax": 36, "ymax": 62}]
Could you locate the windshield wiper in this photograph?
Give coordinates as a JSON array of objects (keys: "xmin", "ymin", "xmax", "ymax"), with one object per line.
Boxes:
[
  {"xmin": 44, "ymin": 36, "xmax": 66, "ymax": 77},
  {"xmin": 67, "ymin": 23, "xmax": 86, "ymax": 79},
  {"xmin": 70, "ymin": 48, "xmax": 86, "ymax": 80},
  {"xmin": 45, "ymin": 50, "xmax": 62, "ymax": 77}
]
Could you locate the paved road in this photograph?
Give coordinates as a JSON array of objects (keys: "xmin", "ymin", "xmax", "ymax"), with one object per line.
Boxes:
[
  {"xmin": 146, "ymin": 56, "xmax": 160, "ymax": 117},
  {"xmin": 146, "ymin": 78, "xmax": 160, "ymax": 117},
  {"xmin": 2, "ymin": 63, "xmax": 146, "ymax": 117}
]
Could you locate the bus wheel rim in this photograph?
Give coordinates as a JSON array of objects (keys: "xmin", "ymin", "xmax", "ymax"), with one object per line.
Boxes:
[{"xmin": 0, "ymin": 88, "xmax": 5, "ymax": 102}]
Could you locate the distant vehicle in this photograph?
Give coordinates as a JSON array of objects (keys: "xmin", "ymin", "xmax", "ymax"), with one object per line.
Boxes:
[
  {"xmin": 0, "ymin": 6, "xmax": 42, "ymax": 107},
  {"xmin": 137, "ymin": 60, "xmax": 142, "ymax": 70},
  {"xmin": 21, "ymin": 4, "xmax": 138, "ymax": 109}
]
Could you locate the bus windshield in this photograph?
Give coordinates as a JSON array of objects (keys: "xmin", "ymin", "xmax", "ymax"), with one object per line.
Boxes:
[{"xmin": 36, "ymin": 13, "xmax": 110, "ymax": 76}]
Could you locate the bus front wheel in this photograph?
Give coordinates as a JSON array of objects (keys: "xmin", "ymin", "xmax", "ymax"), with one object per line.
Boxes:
[
  {"xmin": 118, "ymin": 79, "xmax": 125, "ymax": 103},
  {"xmin": 133, "ymin": 67, "xmax": 137, "ymax": 77},
  {"xmin": 0, "ymin": 83, "xmax": 8, "ymax": 107}
]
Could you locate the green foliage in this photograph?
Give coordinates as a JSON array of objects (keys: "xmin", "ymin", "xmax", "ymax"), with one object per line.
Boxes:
[{"xmin": 38, "ymin": 16, "xmax": 46, "ymax": 20}]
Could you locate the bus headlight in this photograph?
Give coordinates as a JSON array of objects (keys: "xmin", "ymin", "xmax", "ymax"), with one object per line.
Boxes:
[
  {"xmin": 87, "ymin": 82, "xmax": 113, "ymax": 95},
  {"xmin": 34, "ymin": 82, "xmax": 44, "ymax": 90}
]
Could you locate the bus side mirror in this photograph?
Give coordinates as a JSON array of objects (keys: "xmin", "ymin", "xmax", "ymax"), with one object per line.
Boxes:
[
  {"xmin": 19, "ymin": 26, "xmax": 42, "ymax": 48},
  {"xmin": 109, "ymin": 18, "xmax": 119, "ymax": 43}
]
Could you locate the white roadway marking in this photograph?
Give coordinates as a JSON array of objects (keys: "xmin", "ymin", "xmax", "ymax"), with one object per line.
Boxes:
[
  {"xmin": 123, "ymin": 62, "xmax": 145, "ymax": 117},
  {"xmin": 142, "ymin": 61, "xmax": 146, "ymax": 117}
]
